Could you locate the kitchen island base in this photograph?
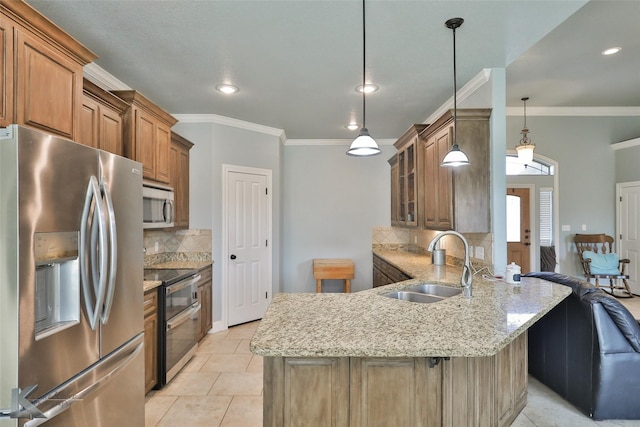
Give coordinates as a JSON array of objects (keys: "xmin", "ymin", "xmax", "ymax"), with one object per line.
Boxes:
[{"xmin": 263, "ymin": 333, "xmax": 527, "ymax": 427}]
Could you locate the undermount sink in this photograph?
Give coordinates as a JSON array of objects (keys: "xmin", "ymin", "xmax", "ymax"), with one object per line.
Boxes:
[
  {"xmin": 382, "ymin": 291, "xmax": 444, "ymax": 304},
  {"xmin": 382, "ymin": 283, "xmax": 461, "ymax": 304},
  {"xmin": 405, "ymin": 283, "xmax": 462, "ymax": 298}
]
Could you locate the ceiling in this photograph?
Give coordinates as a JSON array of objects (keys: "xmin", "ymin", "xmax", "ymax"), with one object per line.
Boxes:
[{"xmin": 26, "ymin": 0, "xmax": 640, "ymax": 140}]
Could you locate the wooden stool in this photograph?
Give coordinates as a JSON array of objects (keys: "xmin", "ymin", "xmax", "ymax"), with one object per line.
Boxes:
[{"xmin": 313, "ymin": 259, "xmax": 354, "ymax": 293}]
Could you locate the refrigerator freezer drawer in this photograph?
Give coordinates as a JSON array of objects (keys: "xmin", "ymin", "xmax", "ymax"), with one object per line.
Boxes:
[{"xmin": 23, "ymin": 333, "xmax": 144, "ymax": 427}]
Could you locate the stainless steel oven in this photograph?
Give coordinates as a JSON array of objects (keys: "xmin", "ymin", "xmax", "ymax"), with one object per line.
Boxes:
[
  {"xmin": 144, "ymin": 269, "xmax": 201, "ymax": 386},
  {"xmin": 164, "ymin": 273, "xmax": 200, "ymax": 383}
]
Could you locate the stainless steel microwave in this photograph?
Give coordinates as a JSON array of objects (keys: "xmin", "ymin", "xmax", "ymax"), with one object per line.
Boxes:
[{"xmin": 143, "ymin": 181, "xmax": 174, "ymax": 229}]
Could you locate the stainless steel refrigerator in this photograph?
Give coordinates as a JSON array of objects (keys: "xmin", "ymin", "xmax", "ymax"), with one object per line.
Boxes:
[{"xmin": 0, "ymin": 125, "xmax": 144, "ymax": 427}]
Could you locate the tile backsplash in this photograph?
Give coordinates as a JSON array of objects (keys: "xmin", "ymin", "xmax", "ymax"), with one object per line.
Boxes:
[
  {"xmin": 144, "ymin": 229, "xmax": 212, "ymax": 266},
  {"xmin": 372, "ymin": 226, "xmax": 493, "ymax": 266}
]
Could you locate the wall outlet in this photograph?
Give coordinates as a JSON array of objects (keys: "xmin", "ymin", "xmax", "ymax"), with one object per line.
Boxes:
[
  {"xmin": 154, "ymin": 242, "xmax": 159, "ymax": 252},
  {"xmin": 475, "ymin": 246, "xmax": 485, "ymax": 260},
  {"xmin": 582, "ymin": 224, "xmax": 587, "ymax": 231}
]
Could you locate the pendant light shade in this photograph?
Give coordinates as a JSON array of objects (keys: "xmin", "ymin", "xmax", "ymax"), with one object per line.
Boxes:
[
  {"xmin": 347, "ymin": 0, "xmax": 381, "ymax": 157},
  {"xmin": 515, "ymin": 97, "xmax": 535, "ymax": 164},
  {"xmin": 441, "ymin": 17, "xmax": 469, "ymax": 167}
]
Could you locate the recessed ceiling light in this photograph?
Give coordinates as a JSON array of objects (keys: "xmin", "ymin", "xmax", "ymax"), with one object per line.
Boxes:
[
  {"xmin": 346, "ymin": 121, "xmax": 359, "ymax": 131},
  {"xmin": 355, "ymin": 84, "xmax": 378, "ymax": 94},
  {"xmin": 216, "ymin": 84, "xmax": 239, "ymax": 94},
  {"xmin": 601, "ymin": 47, "xmax": 621, "ymax": 56}
]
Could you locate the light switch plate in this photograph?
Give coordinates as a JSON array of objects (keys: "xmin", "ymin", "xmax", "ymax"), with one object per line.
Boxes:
[
  {"xmin": 582, "ymin": 224, "xmax": 587, "ymax": 231},
  {"xmin": 562, "ymin": 225, "xmax": 571, "ymax": 232},
  {"xmin": 475, "ymin": 246, "xmax": 485, "ymax": 260}
]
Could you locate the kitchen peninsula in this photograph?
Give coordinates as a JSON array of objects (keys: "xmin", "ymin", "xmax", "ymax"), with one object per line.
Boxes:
[{"xmin": 250, "ymin": 250, "xmax": 571, "ymax": 426}]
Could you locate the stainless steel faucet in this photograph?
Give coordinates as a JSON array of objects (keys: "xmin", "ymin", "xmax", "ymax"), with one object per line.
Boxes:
[{"xmin": 427, "ymin": 230, "xmax": 472, "ymax": 297}]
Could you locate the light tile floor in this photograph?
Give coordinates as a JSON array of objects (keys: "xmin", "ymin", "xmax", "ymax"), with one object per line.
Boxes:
[
  {"xmin": 145, "ymin": 321, "xmax": 263, "ymax": 427},
  {"xmin": 146, "ymin": 297, "xmax": 640, "ymax": 427}
]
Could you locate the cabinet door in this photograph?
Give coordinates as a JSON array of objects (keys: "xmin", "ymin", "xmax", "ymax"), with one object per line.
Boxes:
[
  {"xmin": 170, "ymin": 140, "xmax": 190, "ymax": 228},
  {"xmin": 263, "ymin": 357, "xmax": 350, "ymax": 427},
  {"xmin": 0, "ymin": 15, "xmax": 14, "ymax": 127},
  {"xmin": 135, "ymin": 109, "xmax": 156, "ymax": 180},
  {"xmin": 15, "ymin": 27, "xmax": 81, "ymax": 140},
  {"xmin": 435, "ymin": 127, "xmax": 453, "ymax": 229},
  {"xmin": 100, "ymin": 105, "xmax": 123, "ymax": 156},
  {"xmin": 202, "ymin": 283, "xmax": 212, "ymax": 336},
  {"xmin": 389, "ymin": 158, "xmax": 400, "ymax": 225},
  {"xmin": 424, "ymin": 137, "xmax": 438, "ymax": 228},
  {"xmin": 350, "ymin": 358, "xmax": 440, "ymax": 427},
  {"xmin": 143, "ymin": 290, "xmax": 158, "ymax": 394},
  {"xmin": 155, "ymin": 123, "xmax": 171, "ymax": 184},
  {"xmin": 79, "ymin": 94, "xmax": 100, "ymax": 148}
]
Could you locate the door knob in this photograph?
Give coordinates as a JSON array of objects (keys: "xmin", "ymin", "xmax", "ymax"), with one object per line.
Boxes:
[{"xmin": 230, "ymin": 254, "xmax": 237, "ymax": 260}]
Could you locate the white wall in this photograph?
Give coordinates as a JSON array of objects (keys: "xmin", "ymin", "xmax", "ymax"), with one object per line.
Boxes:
[
  {"xmin": 282, "ymin": 144, "xmax": 393, "ymax": 292},
  {"xmin": 505, "ymin": 115, "xmax": 640, "ymax": 276},
  {"xmin": 173, "ymin": 121, "xmax": 282, "ymax": 323}
]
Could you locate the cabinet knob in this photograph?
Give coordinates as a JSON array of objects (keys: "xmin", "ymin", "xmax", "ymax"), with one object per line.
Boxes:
[{"xmin": 230, "ymin": 254, "xmax": 237, "ymax": 260}]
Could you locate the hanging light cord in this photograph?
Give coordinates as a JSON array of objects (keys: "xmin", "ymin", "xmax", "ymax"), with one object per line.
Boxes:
[
  {"xmin": 452, "ymin": 22, "xmax": 458, "ymax": 147},
  {"xmin": 520, "ymin": 97, "xmax": 531, "ymax": 144},
  {"xmin": 361, "ymin": 0, "xmax": 367, "ymax": 130}
]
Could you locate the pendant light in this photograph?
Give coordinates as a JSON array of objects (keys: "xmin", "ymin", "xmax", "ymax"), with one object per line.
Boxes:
[
  {"xmin": 346, "ymin": 0, "xmax": 381, "ymax": 157},
  {"xmin": 440, "ymin": 18, "xmax": 470, "ymax": 167},
  {"xmin": 515, "ymin": 97, "xmax": 536, "ymax": 165}
]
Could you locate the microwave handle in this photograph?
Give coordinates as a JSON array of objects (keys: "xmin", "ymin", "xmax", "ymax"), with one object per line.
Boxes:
[{"xmin": 164, "ymin": 199, "xmax": 174, "ymax": 223}]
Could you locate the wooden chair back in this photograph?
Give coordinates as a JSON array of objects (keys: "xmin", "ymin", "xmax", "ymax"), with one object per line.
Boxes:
[{"xmin": 574, "ymin": 233, "xmax": 615, "ymax": 257}]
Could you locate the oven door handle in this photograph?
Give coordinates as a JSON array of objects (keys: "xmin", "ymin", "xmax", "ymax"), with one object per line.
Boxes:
[
  {"xmin": 165, "ymin": 274, "xmax": 201, "ymax": 295},
  {"xmin": 167, "ymin": 303, "xmax": 201, "ymax": 330}
]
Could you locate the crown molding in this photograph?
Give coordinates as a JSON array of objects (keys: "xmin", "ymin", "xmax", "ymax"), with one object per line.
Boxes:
[
  {"xmin": 611, "ymin": 137, "xmax": 640, "ymax": 151},
  {"xmin": 83, "ymin": 62, "xmax": 130, "ymax": 91},
  {"xmin": 285, "ymin": 138, "xmax": 396, "ymax": 146},
  {"xmin": 173, "ymin": 114, "xmax": 285, "ymax": 138},
  {"xmin": 425, "ymin": 69, "xmax": 492, "ymax": 125},
  {"xmin": 506, "ymin": 106, "xmax": 640, "ymax": 117}
]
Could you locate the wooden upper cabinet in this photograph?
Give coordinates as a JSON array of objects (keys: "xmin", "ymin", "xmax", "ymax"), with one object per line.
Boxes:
[
  {"xmin": 170, "ymin": 132, "xmax": 194, "ymax": 229},
  {"xmin": 113, "ymin": 90, "xmax": 178, "ymax": 184},
  {"xmin": 424, "ymin": 126, "xmax": 453, "ymax": 230},
  {"xmin": 79, "ymin": 79, "xmax": 128, "ymax": 155},
  {"xmin": 421, "ymin": 109, "xmax": 491, "ymax": 233},
  {"xmin": 391, "ymin": 124, "xmax": 427, "ymax": 227},
  {"xmin": 0, "ymin": 13, "xmax": 14, "ymax": 127},
  {"xmin": 1, "ymin": 0, "xmax": 97, "ymax": 139},
  {"xmin": 388, "ymin": 154, "xmax": 399, "ymax": 224}
]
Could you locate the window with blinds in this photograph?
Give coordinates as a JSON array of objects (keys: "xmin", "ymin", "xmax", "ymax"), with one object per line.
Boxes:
[{"xmin": 539, "ymin": 189, "xmax": 553, "ymax": 246}]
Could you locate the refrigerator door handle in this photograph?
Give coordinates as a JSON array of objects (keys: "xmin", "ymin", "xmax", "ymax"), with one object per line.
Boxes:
[
  {"xmin": 100, "ymin": 182, "xmax": 118, "ymax": 324},
  {"xmin": 79, "ymin": 176, "xmax": 108, "ymax": 330},
  {"xmin": 22, "ymin": 334, "xmax": 144, "ymax": 427}
]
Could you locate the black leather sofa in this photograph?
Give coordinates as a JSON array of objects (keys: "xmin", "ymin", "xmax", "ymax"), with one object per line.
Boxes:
[{"xmin": 525, "ymin": 272, "xmax": 640, "ymax": 420}]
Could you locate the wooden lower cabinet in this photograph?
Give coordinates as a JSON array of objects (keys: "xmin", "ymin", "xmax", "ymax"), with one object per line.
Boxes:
[
  {"xmin": 196, "ymin": 265, "xmax": 213, "ymax": 341},
  {"xmin": 263, "ymin": 332, "xmax": 528, "ymax": 427},
  {"xmin": 143, "ymin": 288, "xmax": 159, "ymax": 394},
  {"xmin": 372, "ymin": 253, "xmax": 411, "ymax": 288}
]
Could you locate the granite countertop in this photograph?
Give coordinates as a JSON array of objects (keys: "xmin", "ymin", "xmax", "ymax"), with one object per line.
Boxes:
[
  {"xmin": 250, "ymin": 249, "xmax": 571, "ymax": 358},
  {"xmin": 143, "ymin": 255, "xmax": 213, "ymax": 292},
  {"xmin": 143, "ymin": 280, "xmax": 163, "ymax": 293}
]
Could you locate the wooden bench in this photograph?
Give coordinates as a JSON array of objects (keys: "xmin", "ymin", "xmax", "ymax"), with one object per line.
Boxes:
[{"xmin": 313, "ymin": 259, "xmax": 354, "ymax": 293}]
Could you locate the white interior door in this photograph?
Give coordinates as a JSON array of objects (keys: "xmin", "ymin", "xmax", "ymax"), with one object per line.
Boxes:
[
  {"xmin": 617, "ymin": 182, "xmax": 640, "ymax": 295},
  {"xmin": 225, "ymin": 166, "xmax": 272, "ymax": 326}
]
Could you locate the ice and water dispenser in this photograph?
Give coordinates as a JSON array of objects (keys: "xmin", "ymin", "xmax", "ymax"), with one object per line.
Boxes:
[{"xmin": 34, "ymin": 231, "xmax": 81, "ymax": 340}]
